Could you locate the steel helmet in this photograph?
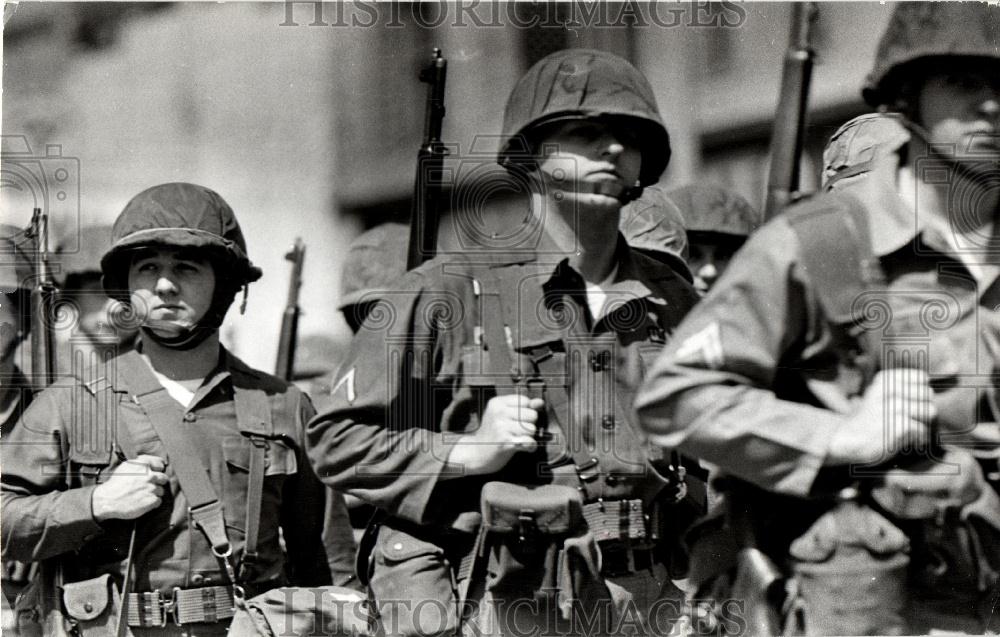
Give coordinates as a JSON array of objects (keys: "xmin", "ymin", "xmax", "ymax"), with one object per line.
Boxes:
[
  {"xmin": 498, "ymin": 49, "xmax": 671, "ymax": 187},
  {"xmin": 665, "ymin": 183, "xmax": 761, "ymax": 238},
  {"xmin": 863, "ymin": 3, "xmax": 1000, "ymax": 109},
  {"xmin": 822, "ymin": 113, "xmax": 911, "ymax": 191},
  {"xmin": 619, "ymin": 185, "xmax": 691, "ymax": 281},
  {"xmin": 100, "ymin": 183, "xmax": 262, "ymax": 348}
]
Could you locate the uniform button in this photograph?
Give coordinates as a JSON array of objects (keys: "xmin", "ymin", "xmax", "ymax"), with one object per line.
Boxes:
[
  {"xmin": 393, "ymin": 542, "xmax": 404, "ymax": 552},
  {"xmin": 83, "ymin": 603, "xmax": 93, "ymax": 613},
  {"xmin": 183, "ymin": 412, "xmax": 197, "ymax": 422},
  {"xmin": 190, "ymin": 573, "xmax": 205, "ymax": 585},
  {"xmin": 601, "ymin": 415, "xmax": 615, "ymax": 430}
]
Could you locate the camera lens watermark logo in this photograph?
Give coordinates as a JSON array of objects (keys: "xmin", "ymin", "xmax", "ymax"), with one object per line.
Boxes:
[{"xmin": 1, "ymin": 135, "xmax": 80, "ymax": 237}]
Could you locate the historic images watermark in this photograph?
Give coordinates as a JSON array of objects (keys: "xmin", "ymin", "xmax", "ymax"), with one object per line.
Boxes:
[{"xmin": 279, "ymin": 1, "xmax": 748, "ymax": 30}]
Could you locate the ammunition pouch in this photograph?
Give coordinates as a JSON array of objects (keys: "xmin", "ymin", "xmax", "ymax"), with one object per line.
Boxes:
[
  {"xmin": 15, "ymin": 566, "xmax": 130, "ymax": 637},
  {"xmin": 788, "ymin": 500, "xmax": 909, "ymax": 636}
]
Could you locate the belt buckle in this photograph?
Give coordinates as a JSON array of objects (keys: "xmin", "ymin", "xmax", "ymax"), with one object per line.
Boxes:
[{"xmin": 166, "ymin": 587, "xmax": 180, "ymax": 625}]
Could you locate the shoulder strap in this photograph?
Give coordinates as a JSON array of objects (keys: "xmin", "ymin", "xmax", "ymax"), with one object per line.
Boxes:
[
  {"xmin": 113, "ymin": 352, "xmax": 233, "ymax": 569},
  {"xmin": 231, "ymin": 382, "xmax": 273, "ymax": 572},
  {"xmin": 787, "ymin": 193, "xmax": 887, "ymax": 370}
]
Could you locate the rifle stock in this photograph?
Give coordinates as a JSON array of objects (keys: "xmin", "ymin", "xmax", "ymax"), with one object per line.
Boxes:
[
  {"xmin": 407, "ymin": 47, "xmax": 449, "ymax": 270},
  {"xmin": 765, "ymin": 3, "xmax": 818, "ymax": 220},
  {"xmin": 274, "ymin": 238, "xmax": 305, "ymax": 381},
  {"xmin": 27, "ymin": 208, "xmax": 57, "ymax": 387}
]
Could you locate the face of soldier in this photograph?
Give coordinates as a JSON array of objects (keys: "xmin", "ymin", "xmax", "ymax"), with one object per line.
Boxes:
[
  {"xmin": 535, "ymin": 120, "xmax": 642, "ymax": 209},
  {"xmin": 917, "ymin": 64, "xmax": 1000, "ymax": 162},
  {"xmin": 687, "ymin": 233, "xmax": 745, "ymax": 295},
  {"xmin": 127, "ymin": 247, "xmax": 216, "ymax": 337}
]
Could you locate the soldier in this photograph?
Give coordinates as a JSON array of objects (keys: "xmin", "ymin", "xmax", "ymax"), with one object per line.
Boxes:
[
  {"xmin": 636, "ymin": 4, "xmax": 1000, "ymax": 635},
  {"xmin": 54, "ymin": 224, "xmax": 139, "ymax": 375},
  {"xmin": 0, "ymin": 225, "xmax": 36, "ymax": 634},
  {"xmin": 2, "ymin": 183, "xmax": 336, "ymax": 636},
  {"xmin": 661, "ymin": 184, "xmax": 760, "ymax": 295},
  {"xmin": 308, "ymin": 49, "xmax": 703, "ymax": 637}
]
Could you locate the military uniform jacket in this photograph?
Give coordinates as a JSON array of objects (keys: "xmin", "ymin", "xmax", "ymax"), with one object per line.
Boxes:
[
  {"xmin": 1, "ymin": 348, "xmax": 334, "ymax": 593},
  {"xmin": 635, "ymin": 154, "xmax": 1000, "ymax": 498},
  {"xmin": 308, "ymin": 235, "xmax": 701, "ymax": 533}
]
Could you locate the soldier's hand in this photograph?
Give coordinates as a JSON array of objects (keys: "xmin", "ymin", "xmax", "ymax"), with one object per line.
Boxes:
[
  {"xmin": 828, "ymin": 369, "xmax": 936, "ymax": 465},
  {"xmin": 91, "ymin": 454, "xmax": 169, "ymax": 521},
  {"xmin": 448, "ymin": 395, "xmax": 545, "ymax": 475}
]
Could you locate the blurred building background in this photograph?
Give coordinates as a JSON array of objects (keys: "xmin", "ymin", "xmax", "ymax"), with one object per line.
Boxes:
[{"xmin": 2, "ymin": 1, "xmax": 893, "ymax": 370}]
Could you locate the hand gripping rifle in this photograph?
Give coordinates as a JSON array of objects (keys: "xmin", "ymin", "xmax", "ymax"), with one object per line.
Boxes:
[
  {"xmin": 764, "ymin": 3, "xmax": 819, "ymax": 220},
  {"xmin": 26, "ymin": 208, "xmax": 57, "ymax": 387},
  {"xmin": 406, "ymin": 47, "xmax": 448, "ymax": 270},
  {"xmin": 274, "ymin": 238, "xmax": 305, "ymax": 381}
]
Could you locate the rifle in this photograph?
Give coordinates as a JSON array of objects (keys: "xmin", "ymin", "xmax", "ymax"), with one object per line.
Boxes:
[
  {"xmin": 764, "ymin": 3, "xmax": 819, "ymax": 220},
  {"xmin": 406, "ymin": 47, "xmax": 449, "ymax": 270},
  {"xmin": 26, "ymin": 208, "xmax": 57, "ymax": 387},
  {"xmin": 274, "ymin": 238, "xmax": 305, "ymax": 381}
]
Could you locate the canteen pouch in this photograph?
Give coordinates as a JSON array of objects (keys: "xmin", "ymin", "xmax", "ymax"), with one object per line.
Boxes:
[{"xmin": 789, "ymin": 500, "xmax": 909, "ymax": 636}]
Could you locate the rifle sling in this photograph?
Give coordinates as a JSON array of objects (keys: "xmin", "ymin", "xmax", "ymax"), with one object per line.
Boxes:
[{"xmin": 115, "ymin": 353, "xmax": 232, "ymax": 563}]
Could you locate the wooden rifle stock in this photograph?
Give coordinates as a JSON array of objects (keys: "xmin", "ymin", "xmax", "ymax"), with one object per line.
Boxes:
[
  {"xmin": 27, "ymin": 208, "xmax": 57, "ymax": 387},
  {"xmin": 765, "ymin": 3, "xmax": 818, "ymax": 220},
  {"xmin": 274, "ymin": 238, "xmax": 304, "ymax": 381},
  {"xmin": 407, "ymin": 47, "xmax": 448, "ymax": 270}
]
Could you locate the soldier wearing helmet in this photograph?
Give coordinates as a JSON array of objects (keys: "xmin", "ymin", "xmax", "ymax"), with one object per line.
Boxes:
[
  {"xmin": 637, "ymin": 4, "xmax": 1000, "ymax": 634},
  {"xmin": 310, "ymin": 49, "xmax": 703, "ymax": 637},
  {"xmin": 2, "ymin": 183, "xmax": 352, "ymax": 635},
  {"xmin": 53, "ymin": 224, "xmax": 139, "ymax": 376},
  {"xmin": 662, "ymin": 184, "xmax": 761, "ymax": 295},
  {"xmin": 0, "ymin": 225, "xmax": 36, "ymax": 632}
]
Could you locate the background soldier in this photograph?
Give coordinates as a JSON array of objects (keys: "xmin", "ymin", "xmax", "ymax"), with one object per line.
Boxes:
[
  {"xmin": 0, "ymin": 225, "xmax": 36, "ymax": 634},
  {"xmin": 636, "ymin": 4, "xmax": 1000, "ymax": 635},
  {"xmin": 54, "ymin": 223, "xmax": 139, "ymax": 375},
  {"xmin": 309, "ymin": 49, "xmax": 703, "ymax": 636},
  {"xmin": 660, "ymin": 184, "xmax": 760, "ymax": 295},
  {"xmin": 2, "ymin": 183, "xmax": 342, "ymax": 635}
]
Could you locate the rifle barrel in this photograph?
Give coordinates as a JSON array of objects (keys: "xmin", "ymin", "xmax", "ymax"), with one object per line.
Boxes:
[
  {"xmin": 407, "ymin": 47, "xmax": 449, "ymax": 270},
  {"xmin": 275, "ymin": 238, "xmax": 304, "ymax": 380},
  {"xmin": 764, "ymin": 2, "xmax": 818, "ymax": 220}
]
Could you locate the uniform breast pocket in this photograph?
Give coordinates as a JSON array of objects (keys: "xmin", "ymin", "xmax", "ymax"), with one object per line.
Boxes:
[{"xmin": 221, "ymin": 436, "xmax": 299, "ymax": 534}]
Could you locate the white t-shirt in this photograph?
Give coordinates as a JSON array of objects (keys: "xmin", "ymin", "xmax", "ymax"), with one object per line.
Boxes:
[{"xmin": 584, "ymin": 265, "xmax": 619, "ymax": 322}]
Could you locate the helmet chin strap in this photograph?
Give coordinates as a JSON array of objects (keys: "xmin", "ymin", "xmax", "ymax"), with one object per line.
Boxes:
[
  {"xmin": 542, "ymin": 174, "xmax": 643, "ymax": 204},
  {"xmin": 141, "ymin": 321, "xmax": 216, "ymax": 351}
]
